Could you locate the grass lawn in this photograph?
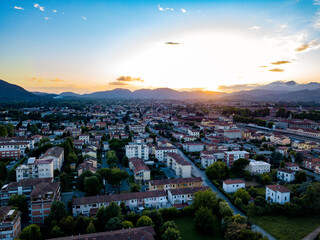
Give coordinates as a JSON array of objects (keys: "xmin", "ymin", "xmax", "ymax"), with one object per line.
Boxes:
[
  {"xmin": 174, "ymin": 216, "xmax": 225, "ymax": 240},
  {"xmin": 252, "ymin": 215, "xmax": 320, "ymax": 240}
]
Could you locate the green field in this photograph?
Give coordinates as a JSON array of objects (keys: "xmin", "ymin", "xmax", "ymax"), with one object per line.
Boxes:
[
  {"xmin": 174, "ymin": 216, "xmax": 225, "ymax": 240},
  {"xmin": 252, "ymin": 215, "xmax": 320, "ymax": 240}
]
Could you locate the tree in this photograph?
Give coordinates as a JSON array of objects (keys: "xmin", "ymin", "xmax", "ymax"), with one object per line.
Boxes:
[
  {"xmin": 0, "ymin": 162, "xmax": 7, "ymax": 181},
  {"xmin": 295, "ymin": 152, "xmax": 303, "ymax": 163},
  {"xmin": 66, "ymin": 152, "xmax": 78, "ymax": 164},
  {"xmin": 84, "ymin": 176, "xmax": 101, "ymax": 196},
  {"xmin": 59, "ymin": 216, "xmax": 75, "ymax": 236},
  {"xmin": 234, "ymin": 188, "xmax": 251, "ymax": 204},
  {"xmin": 131, "ymin": 183, "xmax": 141, "ymax": 192},
  {"xmin": 47, "ymin": 201, "xmax": 67, "ymax": 223},
  {"xmin": 162, "ymin": 221, "xmax": 179, "ymax": 232},
  {"xmin": 5, "ymin": 123, "xmax": 14, "ymax": 137},
  {"xmin": 295, "ymin": 171, "xmax": 307, "ymax": 183},
  {"xmin": 205, "ymin": 161, "xmax": 228, "ymax": 180},
  {"xmin": 122, "ymin": 220, "xmax": 134, "ymax": 229},
  {"xmin": 231, "ymin": 158, "xmax": 250, "ymax": 177},
  {"xmin": 136, "ymin": 215, "xmax": 154, "ymax": 227},
  {"xmin": 0, "ymin": 125, "xmax": 8, "ymax": 137},
  {"xmin": 107, "ymin": 150, "xmax": 118, "ymax": 166},
  {"xmin": 219, "ymin": 201, "xmax": 233, "ymax": 218},
  {"xmin": 162, "ymin": 227, "xmax": 182, "ymax": 240},
  {"xmin": 20, "ymin": 224, "xmax": 42, "ymax": 240},
  {"xmin": 270, "ymin": 152, "xmax": 283, "ymax": 167},
  {"xmin": 261, "ymin": 173, "xmax": 271, "ymax": 185},
  {"xmin": 108, "ymin": 168, "xmax": 129, "ymax": 193},
  {"xmin": 77, "ymin": 170, "xmax": 93, "ymax": 191},
  {"xmin": 7, "ymin": 169, "xmax": 16, "ymax": 182},
  {"xmin": 74, "ymin": 216, "xmax": 88, "ymax": 235},
  {"xmin": 192, "ymin": 189, "xmax": 219, "ymax": 211},
  {"xmin": 8, "ymin": 194, "xmax": 28, "ymax": 214},
  {"xmin": 86, "ymin": 221, "xmax": 96, "ymax": 234},
  {"xmin": 50, "ymin": 225, "xmax": 64, "ymax": 238},
  {"xmin": 144, "ymin": 210, "xmax": 163, "ymax": 233},
  {"xmin": 280, "ymin": 161, "xmax": 285, "ymax": 168},
  {"xmin": 105, "ymin": 217, "xmax": 122, "ymax": 231},
  {"xmin": 194, "ymin": 207, "xmax": 215, "ymax": 233},
  {"xmin": 105, "ymin": 202, "xmax": 123, "ymax": 221}
]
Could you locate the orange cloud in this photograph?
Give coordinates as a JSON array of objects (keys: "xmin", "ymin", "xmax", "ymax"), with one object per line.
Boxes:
[
  {"xmin": 269, "ymin": 68, "xmax": 284, "ymax": 72},
  {"xmin": 165, "ymin": 42, "xmax": 183, "ymax": 45},
  {"xmin": 27, "ymin": 77, "xmax": 43, "ymax": 82},
  {"xmin": 50, "ymin": 78, "xmax": 64, "ymax": 82},
  {"xmin": 109, "ymin": 81, "xmax": 128, "ymax": 86},
  {"xmin": 116, "ymin": 76, "xmax": 144, "ymax": 82},
  {"xmin": 258, "ymin": 66, "xmax": 268, "ymax": 68},
  {"xmin": 295, "ymin": 40, "xmax": 320, "ymax": 52},
  {"xmin": 271, "ymin": 60, "xmax": 291, "ymax": 65}
]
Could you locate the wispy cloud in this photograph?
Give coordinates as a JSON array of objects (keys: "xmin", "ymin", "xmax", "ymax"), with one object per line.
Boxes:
[
  {"xmin": 116, "ymin": 76, "xmax": 144, "ymax": 82},
  {"xmin": 108, "ymin": 81, "xmax": 128, "ymax": 86},
  {"xmin": 258, "ymin": 66, "xmax": 268, "ymax": 68},
  {"xmin": 295, "ymin": 40, "xmax": 320, "ymax": 52},
  {"xmin": 165, "ymin": 42, "xmax": 183, "ymax": 45},
  {"xmin": 271, "ymin": 60, "xmax": 291, "ymax": 65},
  {"xmin": 44, "ymin": 17, "xmax": 51, "ymax": 20},
  {"xmin": 269, "ymin": 68, "xmax": 284, "ymax": 72},
  {"xmin": 81, "ymin": 16, "xmax": 87, "ymax": 20},
  {"xmin": 14, "ymin": 6, "xmax": 24, "ymax": 10},
  {"xmin": 218, "ymin": 84, "xmax": 259, "ymax": 92},
  {"xmin": 158, "ymin": 4, "xmax": 173, "ymax": 12},
  {"xmin": 53, "ymin": 9, "xmax": 57, "ymax": 13},
  {"xmin": 181, "ymin": 8, "xmax": 187, "ymax": 13},
  {"xmin": 50, "ymin": 78, "xmax": 64, "ymax": 82},
  {"xmin": 27, "ymin": 77, "xmax": 43, "ymax": 83},
  {"xmin": 34, "ymin": 3, "xmax": 45, "ymax": 11},
  {"xmin": 250, "ymin": 26, "xmax": 260, "ymax": 31},
  {"xmin": 314, "ymin": 0, "xmax": 320, "ymax": 5}
]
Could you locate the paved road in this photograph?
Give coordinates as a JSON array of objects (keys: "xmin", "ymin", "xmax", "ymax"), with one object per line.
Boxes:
[{"xmin": 175, "ymin": 147, "xmax": 276, "ymax": 240}]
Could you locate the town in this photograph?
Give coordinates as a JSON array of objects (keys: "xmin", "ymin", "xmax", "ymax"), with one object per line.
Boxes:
[{"xmin": 0, "ymin": 100, "xmax": 320, "ymax": 240}]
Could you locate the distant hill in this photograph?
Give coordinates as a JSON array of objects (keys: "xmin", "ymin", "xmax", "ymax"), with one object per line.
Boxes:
[
  {"xmin": 1, "ymin": 79, "xmax": 320, "ymax": 102},
  {"xmin": 0, "ymin": 79, "xmax": 38, "ymax": 101}
]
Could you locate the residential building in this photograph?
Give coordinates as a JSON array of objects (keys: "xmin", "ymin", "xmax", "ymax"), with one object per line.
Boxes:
[
  {"xmin": 49, "ymin": 226, "xmax": 156, "ymax": 240},
  {"xmin": 129, "ymin": 158, "xmax": 151, "ymax": 182},
  {"xmin": 125, "ymin": 143, "xmax": 149, "ymax": 161},
  {"xmin": 167, "ymin": 186, "xmax": 209, "ymax": 205},
  {"xmin": 155, "ymin": 147, "xmax": 178, "ymax": 162},
  {"xmin": 183, "ymin": 143, "xmax": 204, "ymax": 152},
  {"xmin": 266, "ymin": 185, "xmax": 290, "ymax": 204},
  {"xmin": 223, "ymin": 129, "xmax": 242, "ymax": 139},
  {"xmin": 277, "ymin": 168, "xmax": 295, "ymax": 182},
  {"xmin": 79, "ymin": 134, "xmax": 90, "ymax": 144},
  {"xmin": 148, "ymin": 177, "xmax": 202, "ymax": 191},
  {"xmin": 166, "ymin": 153, "xmax": 192, "ymax": 178},
  {"xmin": 0, "ymin": 178, "xmax": 53, "ymax": 206},
  {"xmin": 284, "ymin": 162, "xmax": 300, "ymax": 171},
  {"xmin": 0, "ymin": 207, "xmax": 21, "ymax": 240},
  {"xmin": 0, "ymin": 142, "xmax": 20, "ymax": 160},
  {"xmin": 187, "ymin": 129, "xmax": 200, "ymax": 138},
  {"xmin": 129, "ymin": 125, "xmax": 145, "ymax": 133},
  {"xmin": 224, "ymin": 151, "xmax": 249, "ymax": 167},
  {"xmin": 72, "ymin": 191, "xmax": 168, "ymax": 216},
  {"xmin": 270, "ymin": 134, "xmax": 291, "ymax": 145},
  {"xmin": 16, "ymin": 158, "xmax": 54, "ymax": 182},
  {"xmin": 41, "ymin": 146, "xmax": 64, "ymax": 171},
  {"xmin": 222, "ymin": 179, "xmax": 246, "ymax": 193},
  {"xmin": 246, "ymin": 160, "xmax": 271, "ymax": 174},
  {"xmin": 77, "ymin": 159, "xmax": 97, "ymax": 176},
  {"xmin": 30, "ymin": 181, "xmax": 60, "ymax": 224},
  {"xmin": 303, "ymin": 158, "xmax": 320, "ymax": 170},
  {"xmin": 201, "ymin": 156, "xmax": 217, "ymax": 169}
]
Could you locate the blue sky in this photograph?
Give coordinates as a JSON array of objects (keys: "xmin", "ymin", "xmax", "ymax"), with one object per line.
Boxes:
[{"xmin": 0, "ymin": 0, "xmax": 320, "ymax": 93}]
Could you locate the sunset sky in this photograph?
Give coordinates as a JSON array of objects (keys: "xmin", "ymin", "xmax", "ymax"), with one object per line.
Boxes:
[{"xmin": 1, "ymin": 0, "xmax": 320, "ymax": 93}]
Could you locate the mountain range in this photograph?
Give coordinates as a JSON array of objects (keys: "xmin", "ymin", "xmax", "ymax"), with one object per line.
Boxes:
[{"xmin": 1, "ymin": 79, "xmax": 320, "ymax": 102}]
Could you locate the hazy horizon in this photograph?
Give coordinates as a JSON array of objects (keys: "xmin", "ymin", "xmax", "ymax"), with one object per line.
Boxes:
[{"xmin": 1, "ymin": 0, "xmax": 320, "ymax": 94}]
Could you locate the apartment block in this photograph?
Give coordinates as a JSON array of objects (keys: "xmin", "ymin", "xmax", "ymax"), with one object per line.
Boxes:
[
  {"xmin": 16, "ymin": 158, "xmax": 54, "ymax": 182},
  {"xmin": 166, "ymin": 153, "xmax": 192, "ymax": 178},
  {"xmin": 0, "ymin": 207, "xmax": 21, "ymax": 240}
]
